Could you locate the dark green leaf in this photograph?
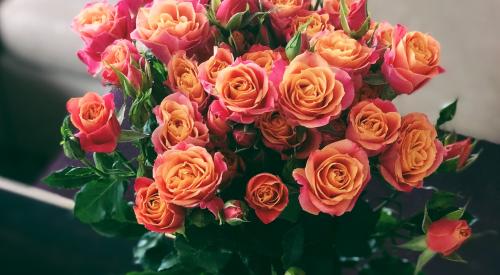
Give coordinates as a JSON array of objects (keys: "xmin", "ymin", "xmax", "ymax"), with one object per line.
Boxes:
[
  {"xmin": 281, "ymin": 224, "xmax": 304, "ymax": 268},
  {"xmin": 364, "ymin": 74, "xmax": 387, "ymax": 86},
  {"xmin": 134, "ymin": 232, "xmax": 169, "ymax": 271},
  {"xmin": 43, "ymin": 166, "xmax": 98, "ymax": 189},
  {"xmin": 91, "ymin": 218, "xmax": 146, "ymax": 238},
  {"xmin": 93, "ymin": 153, "xmax": 115, "ymax": 171},
  {"xmin": 443, "ymin": 252, "xmax": 467, "ymax": 263},
  {"xmin": 73, "ymin": 179, "xmax": 124, "ymax": 224},
  {"xmin": 415, "ymin": 249, "xmax": 436, "ymax": 275},
  {"xmin": 422, "ymin": 204, "xmax": 432, "ymax": 233},
  {"xmin": 437, "ymin": 99, "xmax": 458, "ymax": 127},
  {"xmin": 279, "ymin": 192, "xmax": 301, "ymax": 223},
  {"xmin": 428, "ymin": 191, "xmax": 459, "ymax": 211},
  {"xmin": 120, "ymin": 130, "xmax": 148, "ymax": 143},
  {"xmin": 375, "ymin": 207, "xmax": 399, "ymax": 234},
  {"xmin": 158, "ymin": 253, "xmax": 181, "ymax": 271},
  {"xmin": 399, "ymin": 235, "xmax": 427, "ymax": 252},
  {"xmin": 380, "ymin": 85, "xmax": 397, "ymax": 100},
  {"xmin": 437, "ymin": 156, "xmax": 461, "ymax": 173},
  {"xmin": 175, "ymin": 236, "xmax": 232, "ymax": 274}
]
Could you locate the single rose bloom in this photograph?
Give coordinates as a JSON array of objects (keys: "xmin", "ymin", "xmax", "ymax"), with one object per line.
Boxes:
[
  {"xmin": 131, "ymin": 0, "xmax": 210, "ymax": 64},
  {"xmin": 240, "ymin": 44, "xmax": 288, "ymax": 87},
  {"xmin": 312, "ymin": 30, "xmax": 379, "ymax": 75},
  {"xmin": 151, "ymin": 93, "xmax": 209, "ymax": 152},
  {"xmin": 232, "ymin": 125, "xmax": 258, "ymax": 148},
  {"xmin": 245, "ymin": 173, "xmax": 289, "ymax": 224},
  {"xmin": 207, "ymin": 100, "xmax": 232, "ymax": 138},
  {"xmin": 426, "ymin": 218, "xmax": 472, "ymax": 256},
  {"xmin": 66, "ymin": 92, "xmax": 121, "ymax": 153},
  {"xmin": 286, "ymin": 10, "xmax": 334, "ymax": 41},
  {"xmin": 214, "ymin": 61, "xmax": 278, "ymax": 124},
  {"xmin": 255, "ymin": 112, "xmax": 321, "ymax": 159},
  {"xmin": 382, "ymin": 25, "xmax": 445, "ymax": 94},
  {"xmin": 73, "ymin": 1, "xmax": 134, "ymax": 74},
  {"xmin": 166, "ymin": 51, "xmax": 208, "ymax": 109},
  {"xmin": 154, "ymin": 143, "xmax": 227, "ymax": 208},
  {"xmin": 101, "ymin": 39, "xmax": 142, "ymax": 89},
  {"xmin": 133, "ymin": 177, "xmax": 185, "ymax": 233},
  {"xmin": 198, "ymin": 46, "xmax": 234, "ymax": 93},
  {"xmin": 262, "ymin": 0, "xmax": 310, "ymax": 19},
  {"xmin": 293, "ymin": 139, "xmax": 371, "ymax": 216},
  {"xmin": 279, "ymin": 51, "xmax": 354, "ymax": 128},
  {"xmin": 444, "ymin": 138, "xmax": 474, "ymax": 170},
  {"xmin": 379, "ymin": 113, "xmax": 445, "ymax": 192},
  {"xmin": 223, "ymin": 200, "xmax": 248, "ymax": 225},
  {"xmin": 346, "ymin": 99, "xmax": 401, "ymax": 156},
  {"xmin": 323, "ymin": 0, "xmax": 367, "ymax": 31}
]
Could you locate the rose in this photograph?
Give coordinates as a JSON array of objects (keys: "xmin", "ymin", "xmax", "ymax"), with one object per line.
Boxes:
[
  {"xmin": 216, "ymin": 0, "xmax": 258, "ymax": 25},
  {"xmin": 379, "ymin": 113, "xmax": 445, "ymax": 192},
  {"xmin": 426, "ymin": 218, "xmax": 472, "ymax": 256},
  {"xmin": 262, "ymin": 0, "xmax": 311, "ymax": 40},
  {"xmin": 198, "ymin": 46, "xmax": 234, "ymax": 93},
  {"xmin": 214, "ymin": 61, "xmax": 278, "ymax": 124},
  {"xmin": 346, "ymin": 99, "xmax": 401, "ymax": 156},
  {"xmin": 323, "ymin": 0, "xmax": 367, "ymax": 31},
  {"xmin": 124, "ymin": 0, "xmax": 153, "ymax": 15},
  {"xmin": 66, "ymin": 92, "xmax": 121, "ymax": 153},
  {"xmin": 131, "ymin": 0, "xmax": 210, "ymax": 64},
  {"xmin": 232, "ymin": 125, "xmax": 258, "ymax": 148},
  {"xmin": 444, "ymin": 138, "xmax": 474, "ymax": 170},
  {"xmin": 312, "ymin": 30, "xmax": 379, "ymax": 75},
  {"xmin": 382, "ymin": 25, "xmax": 445, "ymax": 94},
  {"xmin": 278, "ymin": 51, "xmax": 354, "ymax": 128},
  {"xmin": 223, "ymin": 200, "xmax": 248, "ymax": 225},
  {"xmin": 133, "ymin": 177, "xmax": 185, "ymax": 233},
  {"xmin": 151, "ymin": 93, "xmax": 208, "ymax": 153},
  {"xmin": 240, "ymin": 45, "xmax": 288, "ymax": 87},
  {"xmin": 286, "ymin": 11, "xmax": 334, "ymax": 41},
  {"xmin": 245, "ymin": 173, "xmax": 289, "ymax": 224},
  {"xmin": 73, "ymin": 1, "xmax": 133, "ymax": 74},
  {"xmin": 362, "ymin": 21, "xmax": 394, "ymax": 50},
  {"xmin": 167, "ymin": 51, "xmax": 208, "ymax": 109},
  {"xmin": 154, "ymin": 143, "xmax": 227, "ymax": 208},
  {"xmin": 255, "ymin": 112, "xmax": 321, "ymax": 159},
  {"xmin": 207, "ymin": 100, "xmax": 231, "ymax": 139},
  {"xmin": 293, "ymin": 139, "xmax": 370, "ymax": 216},
  {"xmin": 101, "ymin": 39, "xmax": 142, "ymax": 89}
]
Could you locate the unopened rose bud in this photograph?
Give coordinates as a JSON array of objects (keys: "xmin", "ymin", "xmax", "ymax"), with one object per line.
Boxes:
[
  {"xmin": 444, "ymin": 138, "xmax": 474, "ymax": 171},
  {"xmin": 223, "ymin": 200, "xmax": 248, "ymax": 226},
  {"xmin": 233, "ymin": 125, "xmax": 257, "ymax": 148},
  {"xmin": 426, "ymin": 218, "xmax": 472, "ymax": 256}
]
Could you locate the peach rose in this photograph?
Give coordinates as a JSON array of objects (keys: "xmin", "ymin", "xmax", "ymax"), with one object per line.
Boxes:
[
  {"xmin": 382, "ymin": 25, "xmax": 445, "ymax": 94},
  {"xmin": 198, "ymin": 46, "xmax": 234, "ymax": 93},
  {"xmin": 323, "ymin": 0, "xmax": 367, "ymax": 31},
  {"xmin": 154, "ymin": 143, "xmax": 227, "ymax": 208},
  {"xmin": 346, "ymin": 99, "xmax": 401, "ymax": 156},
  {"xmin": 255, "ymin": 112, "xmax": 321, "ymax": 159},
  {"xmin": 166, "ymin": 51, "xmax": 208, "ymax": 109},
  {"xmin": 131, "ymin": 0, "xmax": 210, "ymax": 64},
  {"xmin": 133, "ymin": 177, "xmax": 185, "ymax": 233},
  {"xmin": 245, "ymin": 173, "xmax": 289, "ymax": 224},
  {"xmin": 151, "ymin": 93, "xmax": 209, "ymax": 153},
  {"xmin": 362, "ymin": 21, "xmax": 394, "ymax": 50},
  {"xmin": 66, "ymin": 92, "xmax": 120, "ymax": 153},
  {"xmin": 293, "ymin": 139, "xmax": 370, "ymax": 216},
  {"xmin": 278, "ymin": 51, "xmax": 354, "ymax": 128},
  {"xmin": 240, "ymin": 45, "xmax": 288, "ymax": 87},
  {"xmin": 101, "ymin": 39, "xmax": 142, "ymax": 89},
  {"xmin": 426, "ymin": 218, "xmax": 472, "ymax": 256},
  {"xmin": 214, "ymin": 61, "xmax": 278, "ymax": 124},
  {"xmin": 312, "ymin": 30, "xmax": 379, "ymax": 75},
  {"xmin": 286, "ymin": 11, "xmax": 334, "ymax": 41},
  {"xmin": 379, "ymin": 113, "xmax": 444, "ymax": 192},
  {"xmin": 124, "ymin": 0, "xmax": 153, "ymax": 15}
]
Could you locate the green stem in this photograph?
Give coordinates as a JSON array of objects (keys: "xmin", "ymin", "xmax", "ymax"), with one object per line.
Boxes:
[{"xmin": 80, "ymin": 158, "xmax": 106, "ymax": 177}]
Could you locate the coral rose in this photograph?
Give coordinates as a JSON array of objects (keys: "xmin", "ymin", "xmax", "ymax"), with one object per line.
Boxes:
[
  {"xmin": 426, "ymin": 218, "xmax": 472, "ymax": 256},
  {"xmin": 131, "ymin": 0, "xmax": 210, "ymax": 64},
  {"xmin": 214, "ymin": 61, "xmax": 278, "ymax": 124},
  {"xmin": 101, "ymin": 39, "xmax": 142, "ymax": 89},
  {"xmin": 362, "ymin": 21, "xmax": 394, "ymax": 50},
  {"xmin": 382, "ymin": 25, "xmax": 445, "ymax": 94},
  {"xmin": 245, "ymin": 173, "xmax": 289, "ymax": 224},
  {"xmin": 154, "ymin": 143, "xmax": 227, "ymax": 208},
  {"xmin": 323, "ymin": 0, "xmax": 368, "ymax": 31},
  {"xmin": 133, "ymin": 177, "xmax": 185, "ymax": 233},
  {"xmin": 279, "ymin": 51, "xmax": 354, "ymax": 128},
  {"xmin": 379, "ymin": 113, "xmax": 444, "ymax": 192},
  {"xmin": 444, "ymin": 138, "xmax": 474, "ymax": 170},
  {"xmin": 346, "ymin": 99, "xmax": 401, "ymax": 156},
  {"xmin": 198, "ymin": 46, "xmax": 234, "ymax": 93},
  {"xmin": 293, "ymin": 139, "xmax": 371, "ymax": 216},
  {"xmin": 151, "ymin": 93, "xmax": 209, "ymax": 153},
  {"xmin": 216, "ymin": 0, "xmax": 258, "ymax": 25},
  {"xmin": 66, "ymin": 92, "xmax": 121, "ymax": 153},
  {"xmin": 166, "ymin": 51, "xmax": 208, "ymax": 109},
  {"xmin": 286, "ymin": 11, "xmax": 334, "ymax": 41},
  {"xmin": 240, "ymin": 45, "xmax": 288, "ymax": 87}
]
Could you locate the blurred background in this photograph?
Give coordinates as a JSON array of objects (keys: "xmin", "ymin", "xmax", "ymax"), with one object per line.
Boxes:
[{"xmin": 0, "ymin": 0, "xmax": 499, "ymax": 274}]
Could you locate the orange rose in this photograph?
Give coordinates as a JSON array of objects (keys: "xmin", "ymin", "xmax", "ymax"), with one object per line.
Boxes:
[
  {"xmin": 426, "ymin": 218, "xmax": 472, "ymax": 256},
  {"xmin": 154, "ymin": 143, "xmax": 227, "ymax": 208},
  {"xmin": 167, "ymin": 51, "xmax": 208, "ymax": 109},
  {"xmin": 133, "ymin": 177, "xmax": 185, "ymax": 234},
  {"xmin": 312, "ymin": 30, "xmax": 378, "ymax": 74},
  {"xmin": 293, "ymin": 139, "xmax": 371, "ymax": 216},
  {"xmin": 278, "ymin": 51, "xmax": 354, "ymax": 128},
  {"xmin": 245, "ymin": 173, "xmax": 289, "ymax": 224},
  {"xmin": 198, "ymin": 46, "xmax": 234, "ymax": 93},
  {"xmin": 241, "ymin": 45, "xmax": 288, "ymax": 87},
  {"xmin": 362, "ymin": 21, "xmax": 394, "ymax": 50},
  {"xmin": 286, "ymin": 11, "xmax": 334, "ymax": 41},
  {"xmin": 379, "ymin": 113, "xmax": 445, "ymax": 192},
  {"xmin": 346, "ymin": 99, "xmax": 401, "ymax": 156}
]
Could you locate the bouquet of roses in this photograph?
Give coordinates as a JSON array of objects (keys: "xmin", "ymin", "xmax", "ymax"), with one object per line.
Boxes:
[{"xmin": 43, "ymin": 0, "xmax": 484, "ymax": 274}]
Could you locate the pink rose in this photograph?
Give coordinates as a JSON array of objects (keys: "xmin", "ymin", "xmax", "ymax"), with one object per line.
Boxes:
[
  {"xmin": 216, "ymin": 0, "xmax": 258, "ymax": 25},
  {"xmin": 444, "ymin": 138, "xmax": 474, "ymax": 170},
  {"xmin": 101, "ymin": 39, "xmax": 142, "ymax": 89},
  {"xmin": 232, "ymin": 125, "xmax": 258, "ymax": 148},
  {"xmin": 223, "ymin": 200, "xmax": 248, "ymax": 225},
  {"xmin": 207, "ymin": 100, "xmax": 232, "ymax": 139},
  {"xmin": 323, "ymin": 0, "xmax": 368, "ymax": 31},
  {"xmin": 261, "ymin": 0, "xmax": 310, "ymax": 41},
  {"xmin": 198, "ymin": 46, "xmax": 235, "ymax": 93},
  {"xmin": 382, "ymin": 25, "xmax": 445, "ymax": 94},
  {"xmin": 124, "ymin": 0, "xmax": 153, "ymax": 15}
]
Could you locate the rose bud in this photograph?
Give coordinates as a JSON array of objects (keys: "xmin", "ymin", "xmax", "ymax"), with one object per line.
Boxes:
[
  {"xmin": 101, "ymin": 39, "xmax": 142, "ymax": 89},
  {"xmin": 223, "ymin": 200, "xmax": 248, "ymax": 226},
  {"xmin": 216, "ymin": 0, "xmax": 258, "ymax": 26},
  {"xmin": 66, "ymin": 92, "xmax": 121, "ymax": 153},
  {"xmin": 426, "ymin": 218, "xmax": 472, "ymax": 256},
  {"xmin": 323, "ymin": 0, "xmax": 368, "ymax": 31},
  {"xmin": 362, "ymin": 21, "xmax": 394, "ymax": 50},
  {"xmin": 444, "ymin": 138, "xmax": 474, "ymax": 171},
  {"xmin": 220, "ymin": 149, "xmax": 246, "ymax": 185},
  {"xmin": 245, "ymin": 173, "xmax": 289, "ymax": 224},
  {"xmin": 382, "ymin": 25, "xmax": 445, "ymax": 94},
  {"xmin": 233, "ymin": 125, "xmax": 258, "ymax": 148},
  {"xmin": 207, "ymin": 100, "xmax": 232, "ymax": 139}
]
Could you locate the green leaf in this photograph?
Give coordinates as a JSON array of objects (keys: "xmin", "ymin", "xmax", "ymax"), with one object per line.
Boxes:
[
  {"xmin": 158, "ymin": 253, "xmax": 181, "ymax": 271},
  {"xmin": 225, "ymin": 6, "xmax": 249, "ymax": 30},
  {"xmin": 375, "ymin": 207, "xmax": 399, "ymax": 234},
  {"xmin": 281, "ymin": 224, "xmax": 304, "ymax": 268},
  {"xmin": 350, "ymin": 15, "xmax": 372, "ymax": 39},
  {"xmin": 43, "ymin": 166, "xmax": 98, "ymax": 189},
  {"xmin": 445, "ymin": 204, "xmax": 468, "ymax": 220},
  {"xmin": 422, "ymin": 204, "xmax": 432, "ymax": 233},
  {"xmin": 285, "ymin": 267, "xmax": 306, "ymax": 275},
  {"xmin": 279, "ymin": 192, "xmax": 301, "ymax": 223},
  {"xmin": 443, "ymin": 252, "xmax": 467, "ymax": 263},
  {"xmin": 428, "ymin": 191, "xmax": 459, "ymax": 211},
  {"xmin": 93, "ymin": 152, "xmax": 115, "ymax": 172},
  {"xmin": 399, "ymin": 235, "xmax": 427, "ymax": 252},
  {"xmin": 364, "ymin": 74, "xmax": 387, "ymax": 86},
  {"xmin": 60, "ymin": 116, "xmax": 85, "ymax": 160},
  {"xmin": 91, "ymin": 218, "xmax": 146, "ymax": 238},
  {"xmin": 414, "ymin": 249, "xmax": 436, "ymax": 275},
  {"xmin": 437, "ymin": 156, "xmax": 461, "ymax": 173},
  {"xmin": 380, "ymin": 85, "xmax": 397, "ymax": 100},
  {"xmin": 120, "ymin": 130, "xmax": 148, "ymax": 143},
  {"xmin": 174, "ymin": 236, "xmax": 232, "ymax": 274},
  {"xmin": 134, "ymin": 232, "xmax": 168, "ymax": 271},
  {"xmin": 339, "ymin": 0, "xmax": 351, "ymax": 33},
  {"xmin": 108, "ymin": 62, "xmax": 137, "ymax": 98},
  {"xmin": 437, "ymin": 99, "xmax": 458, "ymax": 127},
  {"xmin": 73, "ymin": 179, "xmax": 124, "ymax": 223}
]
